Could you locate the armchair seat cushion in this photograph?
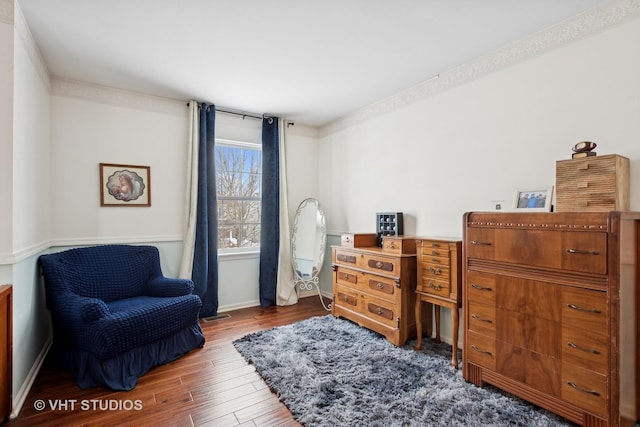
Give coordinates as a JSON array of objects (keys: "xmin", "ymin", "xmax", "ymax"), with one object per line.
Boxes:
[{"xmin": 39, "ymin": 245, "xmax": 205, "ymax": 390}]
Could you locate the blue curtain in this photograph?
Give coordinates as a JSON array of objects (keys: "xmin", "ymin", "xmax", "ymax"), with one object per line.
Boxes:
[
  {"xmin": 259, "ymin": 117, "xmax": 280, "ymax": 307},
  {"xmin": 192, "ymin": 104, "xmax": 219, "ymax": 317}
]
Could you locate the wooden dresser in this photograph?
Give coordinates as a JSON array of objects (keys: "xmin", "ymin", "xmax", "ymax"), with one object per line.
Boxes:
[
  {"xmin": 462, "ymin": 212, "xmax": 639, "ymax": 427},
  {"xmin": 414, "ymin": 237, "xmax": 462, "ymax": 368},
  {"xmin": 332, "ymin": 237, "xmax": 419, "ymax": 346}
]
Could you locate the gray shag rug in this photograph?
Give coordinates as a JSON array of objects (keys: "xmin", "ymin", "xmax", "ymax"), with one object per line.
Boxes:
[{"xmin": 233, "ymin": 315, "xmax": 577, "ymax": 427}]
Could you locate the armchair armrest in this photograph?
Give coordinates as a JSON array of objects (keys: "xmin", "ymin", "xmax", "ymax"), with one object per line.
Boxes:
[
  {"xmin": 145, "ymin": 277, "xmax": 194, "ymax": 297},
  {"xmin": 55, "ymin": 293, "xmax": 110, "ymax": 322}
]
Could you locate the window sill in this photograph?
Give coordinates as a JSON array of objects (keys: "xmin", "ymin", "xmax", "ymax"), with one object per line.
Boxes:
[{"xmin": 218, "ymin": 250, "xmax": 260, "ymax": 261}]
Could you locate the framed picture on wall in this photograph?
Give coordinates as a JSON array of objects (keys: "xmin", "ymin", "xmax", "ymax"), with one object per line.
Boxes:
[
  {"xmin": 513, "ymin": 186, "xmax": 553, "ymax": 212},
  {"xmin": 100, "ymin": 163, "xmax": 151, "ymax": 206}
]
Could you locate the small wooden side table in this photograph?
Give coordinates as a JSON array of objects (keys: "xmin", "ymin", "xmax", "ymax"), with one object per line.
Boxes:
[{"xmin": 413, "ymin": 238, "xmax": 461, "ymax": 369}]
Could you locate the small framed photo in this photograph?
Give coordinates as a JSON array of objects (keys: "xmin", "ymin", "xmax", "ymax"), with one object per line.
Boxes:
[
  {"xmin": 513, "ymin": 186, "xmax": 553, "ymax": 212},
  {"xmin": 100, "ymin": 163, "xmax": 151, "ymax": 207}
]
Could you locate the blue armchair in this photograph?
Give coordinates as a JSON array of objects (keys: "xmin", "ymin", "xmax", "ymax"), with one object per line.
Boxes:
[{"xmin": 39, "ymin": 244, "xmax": 205, "ymax": 390}]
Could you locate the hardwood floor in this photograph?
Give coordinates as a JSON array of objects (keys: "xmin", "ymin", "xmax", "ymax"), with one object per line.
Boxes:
[{"xmin": 8, "ymin": 296, "xmax": 331, "ymax": 427}]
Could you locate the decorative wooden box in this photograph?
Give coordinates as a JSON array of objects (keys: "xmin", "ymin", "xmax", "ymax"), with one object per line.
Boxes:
[
  {"xmin": 556, "ymin": 154, "xmax": 629, "ymax": 212},
  {"xmin": 381, "ymin": 236, "xmax": 416, "ymax": 254},
  {"xmin": 341, "ymin": 233, "xmax": 377, "ymax": 248}
]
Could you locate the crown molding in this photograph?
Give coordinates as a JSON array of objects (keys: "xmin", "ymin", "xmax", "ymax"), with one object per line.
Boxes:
[
  {"xmin": 0, "ymin": 0, "xmax": 12, "ymax": 25},
  {"xmin": 319, "ymin": 0, "xmax": 640, "ymax": 138},
  {"xmin": 51, "ymin": 77, "xmax": 188, "ymax": 116}
]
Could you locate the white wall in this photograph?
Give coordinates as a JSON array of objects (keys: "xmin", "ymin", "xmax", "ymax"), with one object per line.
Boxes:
[
  {"xmin": 50, "ymin": 93, "xmax": 187, "ymax": 244},
  {"xmin": 49, "ymin": 89, "xmax": 321, "ymax": 311},
  {"xmin": 0, "ymin": 16, "xmax": 14, "ymax": 262},
  {"xmin": 12, "ymin": 19, "xmax": 49, "ymax": 256},
  {"xmin": 318, "ymin": 15, "xmax": 640, "ymax": 345},
  {"xmin": 9, "ymin": 0, "xmax": 53, "ymax": 414}
]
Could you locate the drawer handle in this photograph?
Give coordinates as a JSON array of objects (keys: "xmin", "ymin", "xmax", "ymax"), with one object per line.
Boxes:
[
  {"xmin": 388, "ymin": 241, "xmax": 396, "ymax": 249},
  {"xmin": 376, "ymin": 282, "xmax": 384, "ymax": 289},
  {"xmin": 344, "ymin": 236, "xmax": 352, "ymax": 243},
  {"xmin": 567, "ymin": 341, "xmax": 601, "ymax": 355},
  {"xmin": 375, "ymin": 261, "xmax": 383, "ymax": 268},
  {"xmin": 471, "ymin": 314, "xmax": 493, "ymax": 323},
  {"xmin": 471, "ymin": 240, "xmax": 492, "ymax": 246},
  {"xmin": 428, "ymin": 281, "xmax": 442, "ymax": 291},
  {"xmin": 566, "ymin": 248, "xmax": 600, "ymax": 255},
  {"xmin": 375, "ymin": 307, "xmax": 383, "ymax": 315},
  {"xmin": 343, "ymin": 295, "xmax": 349, "ymax": 302},
  {"xmin": 567, "ymin": 381, "xmax": 600, "ymax": 397},
  {"xmin": 567, "ymin": 303, "xmax": 602, "ymax": 314},
  {"xmin": 429, "ymin": 267, "xmax": 442, "ymax": 275},
  {"xmin": 471, "ymin": 345, "xmax": 492, "ymax": 356},
  {"xmin": 471, "ymin": 284, "xmax": 493, "ymax": 291},
  {"xmin": 343, "ymin": 274, "xmax": 350, "ymax": 280}
]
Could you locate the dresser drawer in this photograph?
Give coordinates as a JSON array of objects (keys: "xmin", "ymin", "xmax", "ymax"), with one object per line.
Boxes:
[
  {"xmin": 335, "ymin": 266, "xmax": 359, "ymax": 287},
  {"xmin": 561, "ymin": 287, "xmax": 607, "ymax": 333},
  {"xmin": 465, "ymin": 271, "xmax": 496, "ymax": 305},
  {"xmin": 334, "ymin": 285, "xmax": 359, "ymax": 310},
  {"xmin": 334, "ymin": 248, "xmax": 360, "ymax": 267},
  {"xmin": 362, "ymin": 272, "xmax": 398, "ymax": 301},
  {"xmin": 561, "ymin": 363, "xmax": 607, "ymax": 417},
  {"xmin": 466, "ymin": 330, "xmax": 496, "ymax": 371},
  {"xmin": 419, "ymin": 240, "xmax": 451, "ymax": 258},
  {"xmin": 467, "ymin": 301, "xmax": 496, "ymax": 337},
  {"xmin": 561, "ymin": 328, "xmax": 608, "ymax": 374},
  {"xmin": 362, "ymin": 253, "xmax": 399, "ymax": 275},
  {"xmin": 420, "ymin": 260, "xmax": 450, "ymax": 281},
  {"xmin": 362, "ymin": 294, "xmax": 398, "ymax": 328},
  {"xmin": 417, "ymin": 278, "xmax": 450, "ymax": 298},
  {"xmin": 334, "ymin": 248, "xmax": 400, "ymax": 273},
  {"xmin": 466, "ymin": 228, "xmax": 607, "ymax": 275}
]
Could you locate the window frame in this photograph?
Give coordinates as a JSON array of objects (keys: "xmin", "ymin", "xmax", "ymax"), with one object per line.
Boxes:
[{"xmin": 215, "ymin": 138, "xmax": 262, "ymax": 255}]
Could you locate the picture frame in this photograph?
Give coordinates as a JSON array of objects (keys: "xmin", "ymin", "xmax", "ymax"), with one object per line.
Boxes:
[
  {"xmin": 513, "ymin": 186, "xmax": 553, "ymax": 212},
  {"xmin": 100, "ymin": 163, "xmax": 151, "ymax": 207}
]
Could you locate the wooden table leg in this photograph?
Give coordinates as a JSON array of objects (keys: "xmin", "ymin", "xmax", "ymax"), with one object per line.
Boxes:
[
  {"xmin": 434, "ymin": 305, "xmax": 441, "ymax": 343},
  {"xmin": 451, "ymin": 305, "xmax": 459, "ymax": 369},
  {"xmin": 414, "ymin": 296, "xmax": 422, "ymax": 351}
]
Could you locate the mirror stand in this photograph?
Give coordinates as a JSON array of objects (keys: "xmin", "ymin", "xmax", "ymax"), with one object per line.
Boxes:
[
  {"xmin": 291, "ymin": 198, "xmax": 331, "ymax": 312},
  {"xmin": 294, "ymin": 275, "xmax": 331, "ymax": 311}
]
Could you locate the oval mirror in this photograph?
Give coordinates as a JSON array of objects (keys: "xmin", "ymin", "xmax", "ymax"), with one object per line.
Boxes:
[{"xmin": 291, "ymin": 198, "xmax": 329, "ymax": 310}]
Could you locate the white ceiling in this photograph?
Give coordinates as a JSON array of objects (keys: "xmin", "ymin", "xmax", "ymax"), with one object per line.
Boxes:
[{"xmin": 19, "ymin": 0, "xmax": 609, "ymax": 127}]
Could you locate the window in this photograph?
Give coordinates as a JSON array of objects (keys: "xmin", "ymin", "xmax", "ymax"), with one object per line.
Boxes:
[{"xmin": 215, "ymin": 139, "xmax": 262, "ymax": 252}]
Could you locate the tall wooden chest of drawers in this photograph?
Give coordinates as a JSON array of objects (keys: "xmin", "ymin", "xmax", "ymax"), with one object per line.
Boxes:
[
  {"xmin": 332, "ymin": 241, "xmax": 419, "ymax": 346},
  {"xmin": 463, "ymin": 212, "xmax": 639, "ymax": 427},
  {"xmin": 414, "ymin": 237, "xmax": 462, "ymax": 368}
]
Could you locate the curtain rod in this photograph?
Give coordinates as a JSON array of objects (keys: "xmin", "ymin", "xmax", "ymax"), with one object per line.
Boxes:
[{"xmin": 186, "ymin": 102, "xmax": 265, "ymax": 120}]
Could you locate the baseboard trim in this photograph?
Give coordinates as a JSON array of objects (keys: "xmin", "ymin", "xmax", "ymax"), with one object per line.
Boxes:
[{"xmin": 11, "ymin": 337, "xmax": 52, "ymax": 419}]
